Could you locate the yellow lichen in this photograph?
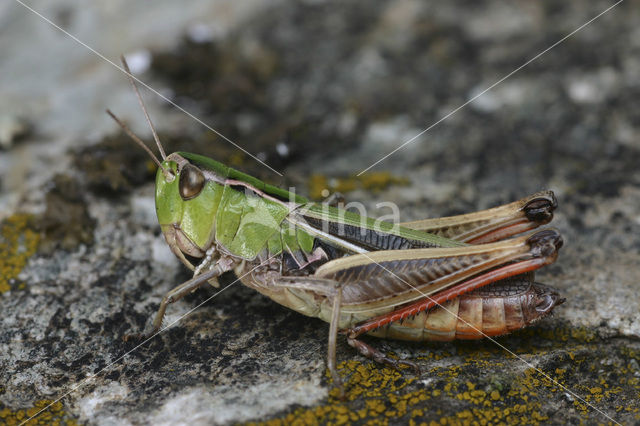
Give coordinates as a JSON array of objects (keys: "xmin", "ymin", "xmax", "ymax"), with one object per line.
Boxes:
[
  {"xmin": 0, "ymin": 214, "xmax": 39, "ymax": 293},
  {"xmin": 308, "ymin": 173, "xmax": 409, "ymax": 200},
  {"xmin": 0, "ymin": 400, "xmax": 76, "ymax": 426},
  {"xmin": 247, "ymin": 324, "xmax": 640, "ymax": 425},
  {"xmin": 249, "ymin": 355, "xmax": 558, "ymax": 425}
]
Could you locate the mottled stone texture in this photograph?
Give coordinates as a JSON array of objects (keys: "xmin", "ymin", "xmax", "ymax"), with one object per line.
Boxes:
[{"xmin": 1, "ymin": 1, "xmax": 639, "ymax": 425}]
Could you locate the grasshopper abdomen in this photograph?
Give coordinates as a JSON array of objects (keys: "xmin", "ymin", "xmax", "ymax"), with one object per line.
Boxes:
[{"xmin": 367, "ymin": 276, "xmax": 564, "ymax": 342}]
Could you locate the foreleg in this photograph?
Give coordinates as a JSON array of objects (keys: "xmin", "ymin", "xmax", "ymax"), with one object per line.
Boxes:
[{"xmin": 125, "ymin": 266, "xmax": 225, "ymax": 341}]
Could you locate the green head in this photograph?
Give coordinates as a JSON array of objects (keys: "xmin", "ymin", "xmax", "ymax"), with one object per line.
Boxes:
[
  {"xmin": 106, "ymin": 56, "xmax": 228, "ymax": 270},
  {"xmin": 153, "ymin": 151, "xmax": 301, "ymax": 267},
  {"xmin": 154, "ymin": 152, "xmax": 227, "ymax": 270},
  {"xmin": 107, "ymin": 55, "xmax": 235, "ymax": 270},
  {"xmin": 108, "ymin": 55, "xmax": 304, "ymax": 269}
]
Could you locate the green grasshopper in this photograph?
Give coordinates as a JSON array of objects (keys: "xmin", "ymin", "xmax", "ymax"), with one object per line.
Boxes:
[{"xmin": 109, "ymin": 57, "xmax": 563, "ymax": 392}]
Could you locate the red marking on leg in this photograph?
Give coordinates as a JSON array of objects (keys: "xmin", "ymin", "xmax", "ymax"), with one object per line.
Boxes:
[
  {"xmin": 467, "ymin": 220, "xmax": 533, "ymax": 244},
  {"xmin": 347, "ymin": 256, "xmax": 552, "ymax": 338}
]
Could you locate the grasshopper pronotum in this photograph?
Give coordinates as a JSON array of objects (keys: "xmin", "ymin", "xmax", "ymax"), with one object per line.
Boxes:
[{"xmin": 109, "ymin": 57, "xmax": 563, "ymax": 393}]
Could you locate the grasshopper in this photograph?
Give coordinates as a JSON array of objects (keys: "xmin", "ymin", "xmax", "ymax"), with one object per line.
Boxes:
[{"xmin": 109, "ymin": 57, "xmax": 563, "ymax": 391}]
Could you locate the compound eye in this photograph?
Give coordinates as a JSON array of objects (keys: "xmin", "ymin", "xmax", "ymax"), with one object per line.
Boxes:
[{"xmin": 179, "ymin": 164, "xmax": 205, "ymax": 200}]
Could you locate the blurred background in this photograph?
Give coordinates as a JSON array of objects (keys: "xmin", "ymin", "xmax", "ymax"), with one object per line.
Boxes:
[{"xmin": 1, "ymin": 0, "xmax": 639, "ymax": 424}]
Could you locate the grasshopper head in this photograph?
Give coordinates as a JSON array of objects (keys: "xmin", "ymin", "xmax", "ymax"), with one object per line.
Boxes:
[
  {"xmin": 108, "ymin": 56, "xmax": 229, "ymax": 271},
  {"xmin": 155, "ymin": 153, "xmax": 226, "ymax": 270}
]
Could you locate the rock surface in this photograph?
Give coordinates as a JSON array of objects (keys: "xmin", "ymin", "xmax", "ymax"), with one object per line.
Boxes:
[{"xmin": 1, "ymin": 1, "xmax": 639, "ymax": 425}]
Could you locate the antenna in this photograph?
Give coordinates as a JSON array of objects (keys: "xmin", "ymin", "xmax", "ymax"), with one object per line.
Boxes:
[
  {"xmin": 106, "ymin": 109, "xmax": 170, "ymax": 176},
  {"xmin": 119, "ymin": 54, "xmax": 167, "ymax": 160}
]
